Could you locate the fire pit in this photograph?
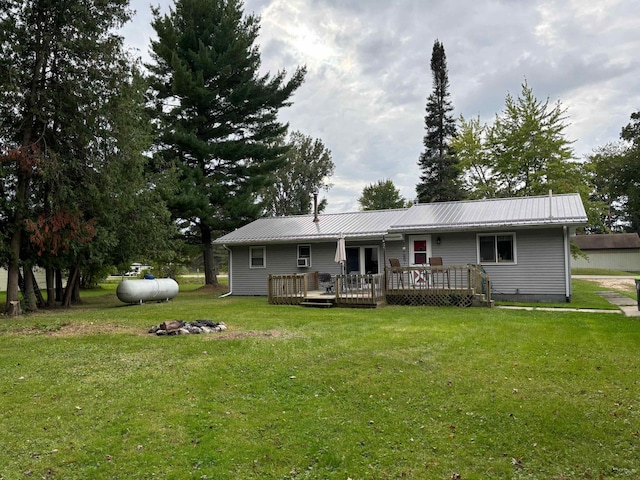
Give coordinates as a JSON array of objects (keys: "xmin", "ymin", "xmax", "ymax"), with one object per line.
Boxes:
[{"xmin": 148, "ymin": 319, "xmax": 227, "ymax": 336}]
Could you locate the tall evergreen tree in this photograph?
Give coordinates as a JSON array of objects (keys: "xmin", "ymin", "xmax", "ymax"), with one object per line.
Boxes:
[
  {"xmin": 416, "ymin": 40, "xmax": 462, "ymax": 203},
  {"xmin": 147, "ymin": 0, "xmax": 306, "ymax": 285}
]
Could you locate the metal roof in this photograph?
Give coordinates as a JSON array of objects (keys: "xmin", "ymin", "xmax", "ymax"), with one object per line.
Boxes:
[
  {"xmin": 573, "ymin": 233, "xmax": 640, "ymax": 250},
  {"xmin": 390, "ymin": 193, "xmax": 587, "ymax": 232},
  {"xmin": 214, "ymin": 193, "xmax": 587, "ymax": 245},
  {"xmin": 213, "ymin": 208, "xmax": 405, "ymax": 244}
]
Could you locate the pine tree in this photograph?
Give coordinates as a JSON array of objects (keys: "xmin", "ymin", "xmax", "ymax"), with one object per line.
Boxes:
[
  {"xmin": 147, "ymin": 0, "xmax": 306, "ymax": 285},
  {"xmin": 416, "ymin": 40, "xmax": 462, "ymax": 203}
]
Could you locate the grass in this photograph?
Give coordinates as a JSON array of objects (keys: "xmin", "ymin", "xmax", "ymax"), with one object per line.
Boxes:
[
  {"xmin": 1, "ymin": 280, "xmax": 639, "ymax": 479},
  {"xmin": 497, "ymin": 279, "xmax": 633, "ymax": 309},
  {"xmin": 572, "ymin": 267, "xmax": 639, "ymax": 276}
]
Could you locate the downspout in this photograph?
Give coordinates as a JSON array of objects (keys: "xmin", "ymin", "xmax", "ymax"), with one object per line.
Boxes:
[
  {"xmin": 563, "ymin": 226, "xmax": 570, "ymax": 302},
  {"xmin": 219, "ymin": 245, "xmax": 233, "ymax": 297}
]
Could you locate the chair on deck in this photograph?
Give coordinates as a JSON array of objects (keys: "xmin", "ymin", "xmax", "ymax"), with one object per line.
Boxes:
[
  {"xmin": 318, "ymin": 273, "xmax": 334, "ymax": 293},
  {"xmin": 388, "ymin": 258, "xmax": 404, "ymax": 288},
  {"xmin": 429, "ymin": 256, "xmax": 450, "ymax": 288}
]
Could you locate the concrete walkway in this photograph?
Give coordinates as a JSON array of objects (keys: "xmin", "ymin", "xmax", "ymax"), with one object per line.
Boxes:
[
  {"xmin": 496, "ymin": 305, "xmax": 625, "ymax": 315},
  {"xmin": 496, "ymin": 291, "xmax": 640, "ymax": 317},
  {"xmin": 594, "ymin": 291, "xmax": 640, "ymax": 317},
  {"xmin": 573, "ymin": 275, "xmax": 640, "ymax": 317}
]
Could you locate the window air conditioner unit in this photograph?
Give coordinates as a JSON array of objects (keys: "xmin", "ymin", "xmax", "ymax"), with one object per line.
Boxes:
[{"xmin": 297, "ymin": 258, "xmax": 309, "ymax": 267}]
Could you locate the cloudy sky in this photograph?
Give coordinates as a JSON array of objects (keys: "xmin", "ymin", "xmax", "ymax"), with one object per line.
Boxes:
[{"xmin": 123, "ymin": 0, "xmax": 640, "ymax": 213}]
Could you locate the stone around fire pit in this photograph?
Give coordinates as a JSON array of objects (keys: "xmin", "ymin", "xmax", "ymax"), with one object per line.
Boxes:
[{"xmin": 148, "ymin": 319, "xmax": 227, "ymax": 336}]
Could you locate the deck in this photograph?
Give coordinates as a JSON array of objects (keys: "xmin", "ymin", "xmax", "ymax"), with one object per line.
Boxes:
[{"xmin": 268, "ymin": 265, "xmax": 491, "ymax": 308}]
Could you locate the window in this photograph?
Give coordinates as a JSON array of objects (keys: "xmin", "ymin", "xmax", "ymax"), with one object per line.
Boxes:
[
  {"xmin": 249, "ymin": 246, "xmax": 266, "ymax": 268},
  {"xmin": 413, "ymin": 240, "xmax": 427, "ymax": 264},
  {"xmin": 477, "ymin": 233, "xmax": 516, "ymax": 264},
  {"xmin": 297, "ymin": 244, "xmax": 311, "ymax": 267}
]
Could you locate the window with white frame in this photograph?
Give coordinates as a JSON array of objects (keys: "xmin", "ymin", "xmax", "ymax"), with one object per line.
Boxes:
[
  {"xmin": 409, "ymin": 236, "xmax": 431, "ymax": 265},
  {"xmin": 249, "ymin": 246, "xmax": 266, "ymax": 268},
  {"xmin": 477, "ymin": 233, "xmax": 516, "ymax": 263},
  {"xmin": 297, "ymin": 244, "xmax": 311, "ymax": 267}
]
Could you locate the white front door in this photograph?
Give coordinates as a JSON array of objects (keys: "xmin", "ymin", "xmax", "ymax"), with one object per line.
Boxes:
[{"xmin": 409, "ymin": 236, "xmax": 432, "ymax": 265}]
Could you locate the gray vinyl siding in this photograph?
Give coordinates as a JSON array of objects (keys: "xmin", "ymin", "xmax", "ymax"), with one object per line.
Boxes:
[
  {"xmin": 572, "ymin": 250, "xmax": 640, "ymax": 271},
  {"xmin": 387, "ymin": 229, "xmax": 567, "ymax": 297},
  {"xmin": 228, "ymin": 228, "xmax": 569, "ymax": 298},
  {"xmin": 230, "ymin": 242, "xmax": 354, "ymax": 296},
  {"xmin": 433, "ymin": 228, "xmax": 565, "ymax": 297},
  {"xmin": 481, "ymin": 228, "xmax": 566, "ymax": 297}
]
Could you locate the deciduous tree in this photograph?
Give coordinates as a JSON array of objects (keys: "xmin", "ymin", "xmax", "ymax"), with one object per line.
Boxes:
[
  {"xmin": 619, "ymin": 111, "xmax": 640, "ymax": 233},
  {"xmin": 358, "ymin": 179, "xmax": 407, "ymax": 211},
  {"xmin": 262, "ymin": 131, "xmax": 334, "ymax": 216},
  {"xmin": 451, "ymin": 116, "xmax": 497, "ymax": 199},
  {"xmin": 487, "ymin": 81, "xmax": 581, "ymax": 197},
  {"xmin": 583, "ymin": 142, "xmax": 628, "ymax": 233},
  {"xmin": 0, "ymin": 0, "xmax": 165, "ymax": 312}
]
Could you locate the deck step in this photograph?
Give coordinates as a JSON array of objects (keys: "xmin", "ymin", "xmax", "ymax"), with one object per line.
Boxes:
[{"xmin": 301, "ymin": 300, "xmax": 334, "ymax": 308}]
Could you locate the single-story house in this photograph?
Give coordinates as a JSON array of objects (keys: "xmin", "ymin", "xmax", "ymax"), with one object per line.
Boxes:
[
  {"xmin": 213, "ymin": 193, "xmax": 587, "ymax": 303},
  {"xmin": 572, "ymin": 233, "xmax": 640, "ymax": 272}
]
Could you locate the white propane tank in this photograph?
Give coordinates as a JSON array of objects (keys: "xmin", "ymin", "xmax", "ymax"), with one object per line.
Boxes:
[{"xmin": 116, "ymin": 278, "xmax": 179, "ymax": 304}]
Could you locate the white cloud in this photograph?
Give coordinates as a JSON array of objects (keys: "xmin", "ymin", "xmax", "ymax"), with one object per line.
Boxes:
[{"xmin": 125, "ymin": 0, "xmax": 640, "ymax": 212}]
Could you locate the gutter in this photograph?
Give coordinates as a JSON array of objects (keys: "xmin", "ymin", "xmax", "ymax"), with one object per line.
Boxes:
[
  {"xmin": 219, "ymin": 245, "xmax": 233, "ymax": 298},
  {"xmin": 563, "ymin": 226, "xmax": 570, "ymax": 302}
]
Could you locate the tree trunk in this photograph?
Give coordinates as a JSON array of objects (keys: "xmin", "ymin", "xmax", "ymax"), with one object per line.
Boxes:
[
  {"xmin": 5, "ymin": 5, "xmax": 50, "ymax": 314},
  {"xmin": 22, "ymin": 265, "xmax": 39, "ymax": 312},
  {"xmin": 62, "ymin": 266, "xmax": 80, "ymax": 308},
  {"xmin": 6, "ymin": 171, "xmax": 26, "ymax": 314},
  {"xmin": 201, "ymin": 224, "xmax": 218, "ymax": 286},
  {"xmin": 7, "ymin": 301, "xmax": 22, "ymax": 316},
  {"xmin": 5, "ymin": 233, "xmax": 21, "ymax": 314},
  {"xmin": 46, "ymin": 267, "xmax": 56, "ymax": 307},
  {"xmin": 71, "ymin": 274, "xmax": 81, "ymax": 303},
  {"xmin": 55, "ymin": 269, "xmax": 63, "ymax": 302}
]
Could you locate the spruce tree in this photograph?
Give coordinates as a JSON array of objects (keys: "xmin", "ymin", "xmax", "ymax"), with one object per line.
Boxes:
[
  {"xmin": 416, "ymin": 40, "xmax": 462, "ymax": 203},
  {"xmin": 147, "ymin": 0, "xmax": 306, "ymax": 285}
]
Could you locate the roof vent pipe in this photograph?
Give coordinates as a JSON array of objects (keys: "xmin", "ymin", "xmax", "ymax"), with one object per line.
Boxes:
[
  {"xmin": 549, "ymin": 189, "xmax": 553, "ymax": 218},
  {"xmin": 312, "ymin": 191, "xmax": 319, "ymax": 223}
]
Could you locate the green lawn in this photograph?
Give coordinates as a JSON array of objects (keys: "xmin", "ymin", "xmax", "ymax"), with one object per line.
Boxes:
[
  {"xmin": 498, "ymin": 278, "xmax": 635, "ymax": 309},
  {"xmin": 1, "ymin": 282, "xmax": 639, "ymax": 479},
  {"xmin": 572, "ymin": 267, "xmax": 639, "ymax": 276}
]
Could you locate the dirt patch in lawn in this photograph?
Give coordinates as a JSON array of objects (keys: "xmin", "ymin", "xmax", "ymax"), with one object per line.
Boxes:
[
  {"xmin": 205, "ymin": 330, "xmax": 295, "ymax": 340},
  {"xmin": 44, "ymin": 322, "xmax": 141, "ymax": 337},
  {"xmin": 588, "ymin": 277, "xmax": 636, "ymax": 291},
  {"xmin": 195, "ymin": 284, "xmax": 229, "ymax": 294},
  {"xmin": 35, "ymin": 323, "xmax": 293, "ymax": 340}
]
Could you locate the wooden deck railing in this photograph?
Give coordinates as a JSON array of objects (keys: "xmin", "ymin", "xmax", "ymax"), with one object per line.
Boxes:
[
  {"xmin": 268, "ymin": 272, "xmax": 319, "ymax": 305},
  {"xmin": 268, "ymin": 267, "xmax": 491, "ymax": 307},
  {"xmin": 385, "ymin": 264, "xmax": 491, "ymax": 306},
  {"xmin": 335, "ymin": 273, "xmax": 385, "ymax": 306}
]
